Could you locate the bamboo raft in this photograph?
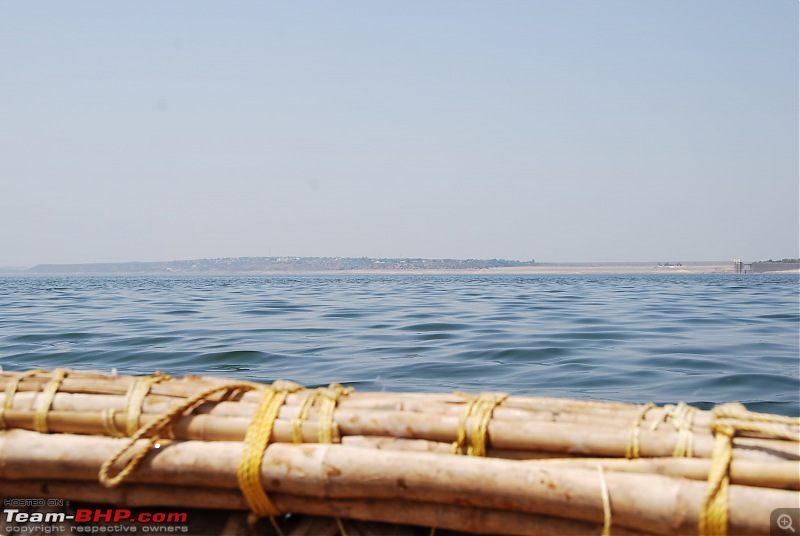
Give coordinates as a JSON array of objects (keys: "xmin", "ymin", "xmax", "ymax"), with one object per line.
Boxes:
[{"xmin": 0, "ymin": 369, "xmax": 798, "ymax": 535}]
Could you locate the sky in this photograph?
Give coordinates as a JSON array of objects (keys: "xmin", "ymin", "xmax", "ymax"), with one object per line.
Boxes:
[{"xmin": 1, "ymin": 1, "xmax": 797, "ymax": 266}]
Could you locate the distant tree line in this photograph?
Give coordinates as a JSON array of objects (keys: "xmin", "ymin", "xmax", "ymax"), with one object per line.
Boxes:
[{"xmin": 754, "ymin": 258, "xmax": 800, "ymax": 264}]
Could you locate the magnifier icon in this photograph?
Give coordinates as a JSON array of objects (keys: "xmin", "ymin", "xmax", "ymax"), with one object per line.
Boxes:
[{"xmin": 778, "ymin": 514, "xmax": 796, "ymax": 533}]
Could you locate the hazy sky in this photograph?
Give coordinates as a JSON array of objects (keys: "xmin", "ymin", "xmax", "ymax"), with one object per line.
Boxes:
[{"xmin": 1, "ymin": 1, "xmax": 797, "ymax": 266}]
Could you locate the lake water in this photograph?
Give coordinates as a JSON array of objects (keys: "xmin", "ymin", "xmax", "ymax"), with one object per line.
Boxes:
[{"xmin": 1, "ymin": 273, "xmax": 798, "ymax": 416}]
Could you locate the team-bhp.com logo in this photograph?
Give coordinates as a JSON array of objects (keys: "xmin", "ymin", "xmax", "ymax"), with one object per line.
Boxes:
[{"xmin": 3, "ymin": 500, "xmax": 189, "ymax": 534}]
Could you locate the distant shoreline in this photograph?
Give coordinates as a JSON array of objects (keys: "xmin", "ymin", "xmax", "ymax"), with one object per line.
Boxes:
[
  {"xmin": 2, "ymin": 266, "xmax": 790, "ymax": 276},
  {"xmin": 328, "ymin": 262, "xmax": 738, "ymax": 275},
  {"xmin": 6, "ymin": 259, "xmax": 799, "ymax": 276}
]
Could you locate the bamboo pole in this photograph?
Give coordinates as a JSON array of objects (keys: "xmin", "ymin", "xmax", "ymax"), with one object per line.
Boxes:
[
  {"xmin": 2, "ymin": 371, "xmax": 622, "ymax": 408},
  {"xmin": 0, "ymin": 371, "xmax": 712, "ymax": 426},
  {"xmin": 0, "ymin": 410, "xmax": 334, "ymax": 444},
  {"xmin": 260, "ymin": 443, "xmax": 795, "ymax": 536},
  {"xmin": 8, "ymin": 390, "xmax": 711, "ymax": 431},
  {"xmin": 32, "ymin": 370, "xmax": 800, "ymax": 455},
  {"xmin": 16, "ymin": 388, "xmax": 800, "ymax": 459},
  {"xmin": 339, "ymin": 436, "xmax": 582, "ymax": 460},
  {"xmin": 341, "ymin": 437, "xmax": 800, "ymax": 485},
  {"xmin": 21, "ymin": 372, "xmax": 800, "ymax": 447},
  {"xmin": 0, "ymin": 430, "xmax": 795, "ymax": 535},
  {"xmin": 2, "ymin": 370, "xmax": 795, "ymax": 462},
  {"xmin": 0, "ymin": 479, "xmax": 641, "ymax": 536},
  {"xmin": 525, "ymin": 457, "xmax": 800, "ymax": 490},
  {"xmin": 1, "ymin": 406, "xmax": 794, "ymax": 462}
]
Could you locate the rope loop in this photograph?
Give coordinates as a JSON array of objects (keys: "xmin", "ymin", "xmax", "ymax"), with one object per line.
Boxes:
[
  {"xmin": 292, "ymin": 390, "xmax": 321, "ymax": 444},
  {"xmin": 662, "ymin": 402, "xmax": 697, "ymax": 458},
  {"xmin": 237, "ymin": 382, "xmax": 304, "ymax": 524},
  {"xmin": 711, "ymin": 403, "xmax": 800, "ymax": 441},
  {"xmin": 290, "ymin": 384, "xmax": 352, "ymax": 445},
  {"xmin": 700, "ymin": 423, "xmax": 734, "ymax": 536},
  {"xmin": 452, "ymin": 392, "xmax": 508, "ymax": 456},
  {"xmin": 452, "ymin": 395, "xmax": 479, "ymax": 455},
  {"xmin": 712, "ymin": 402, "xmax": 799, "ymax": 425},
  {"xmin": 123, "ymin": 373, "xmax": 171, "ymax": 437},
  {"xmin": 625, "ymin": 402, "xmax": 656, "ymax": 459},
  {"xmin": 99, "ymin": 381, "xmax": 262, "ymax": 488},
  {"xmin": 700, "ymin": 403, "xmax": 799, "ymax": 536},
  {"xmin": 0, "ymin": 369, "xmax": 48, "ymax": 430},
  {"xmin": 34, "ymin": 368, "xmax": 69, "ymax": 433},
  {"xmin": 317, "ymin": 384, "xmax": 353, "ymax": 444}
]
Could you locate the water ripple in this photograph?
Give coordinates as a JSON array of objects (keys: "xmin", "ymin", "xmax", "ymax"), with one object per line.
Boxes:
[{"xmin": 0, "ymin": 273, "xmax": 797, "ymax": 415}]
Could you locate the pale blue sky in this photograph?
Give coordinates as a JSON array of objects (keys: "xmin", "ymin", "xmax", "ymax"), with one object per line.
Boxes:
[{"xmin": 1, "ymin": 1, "xmax": 797, "ymax": 266}]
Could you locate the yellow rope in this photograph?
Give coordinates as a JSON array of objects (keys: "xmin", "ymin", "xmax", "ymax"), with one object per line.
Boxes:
[
  {"xmin": 452, "ymin": 392, "xmax": 508, "ymax": 456},
  {"xmin": 711, "ymin": 402, "xmax": 800, "ymax": 441},
  {"xmin": 101, "ymin": 408, "xmax": 126, "ymax": 438},
  {"xmin": 33, "ymin": 368, "xmax": 68, "ymax": 433},
  {"xmin": 452, "ymin": 395, "xmax": 479, "ymax": 455},
  {"xmin": 318, "ymin": 384, "xmax": 353, "ymax": 534},
  {"xmin": 700, "ymin": 423, "xmax": 733, "ymax": 536},
  {"xmin": 291, "ymin": 389, "xmax": 320, "ymax": 444},
  {"xmin": 625, "ymin": 402, "xmax": 656, "ymax": 459},
  {"xmin": 469, "ymin": 393, "xmax": 508, "ymax": 457},
  {"xmin": 237, "ymin": 382, "xmax": 303, "ymax": 525},
  {"xmin": 597, "ymin": 464, "xmax": 612, "ymax": 536},
  {"xmin": 318, "ymin": 384, "xmax": 352, "ymax": 444},
  {"xmin": 289, "ymin": 384, "xmax": 351, "ymax": 534},
  {"xmin": 0, "ymin": 369, "xmax": 47, "ymax": 430},
  {"xmin": 712, "ymin": 402, "xmax": 800, "ymax": 426},
  {"xmin": 124, "ymin": 374, "xmax": 170, "ymax": 437},
  {"xmin": 662, "ymin": 402, "xmax": 697, "ymax": 458},
  {"xmin": 699, "ymin": 403, "xmax": 800, "ymax": 535},
  {"xmin": 335, "ymin": 517, "xmax": 349, "ymax": 536},
  {"xmin": 99, "ymin": 381, "xmax": 261, "ymax": 488}
]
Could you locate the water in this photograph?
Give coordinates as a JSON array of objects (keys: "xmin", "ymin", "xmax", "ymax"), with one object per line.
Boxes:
[{"xmin": 1, "ymin": 274, "xmax": 798, "ymax": 415}]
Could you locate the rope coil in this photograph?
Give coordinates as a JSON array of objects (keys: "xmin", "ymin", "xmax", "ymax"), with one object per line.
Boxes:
[
  {"xmin": 661, "ymin": 402, "xmax": 697, "ymax": 458},
  {"xmin": 123, "ymin": 374, "xmax": 171, "ymax": 437},
  {"xmin": 292, "ymin": 384, "xmax": 353, "ymax": 444},
  {"xmin": 0, "ymin": 369, "xmax": 48, "ymax": 430},
  {"xmin": 288, "ymin": 383, "xmax": 351, "ymax": 536},
  {"xmin": 317, "ymin": 384, "xmax": 352, "ymax": 444},
  {"xmin": 452, "ymin": 392, "xmax": 508, "ymax": 456},
  {"xmin": 292, "ymin": 390, "xmax": 321, "ymax": 444},
  {"xmin": 625, "ymin": 402, "xmax": 656, "ymax": 459},
  {"xmin": 33, "ymin": 368, "xmax": 69, "ymax": 434}
]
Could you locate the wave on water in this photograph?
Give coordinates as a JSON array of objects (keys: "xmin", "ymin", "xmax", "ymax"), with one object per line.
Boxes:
[{"xmin": 1, "ymin": 273, "xmax": 798, "ymax": 415}]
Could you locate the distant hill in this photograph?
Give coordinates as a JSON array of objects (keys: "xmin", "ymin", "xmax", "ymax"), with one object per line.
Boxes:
[{"xmin": 27, "ymin": 257, "xmax": 538, "ymax": 274}]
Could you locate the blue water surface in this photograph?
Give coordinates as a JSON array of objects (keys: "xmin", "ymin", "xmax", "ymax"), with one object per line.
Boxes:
[{"xmin": 1, "ymin": 273, "xmax": 798, "ymax": 415}]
